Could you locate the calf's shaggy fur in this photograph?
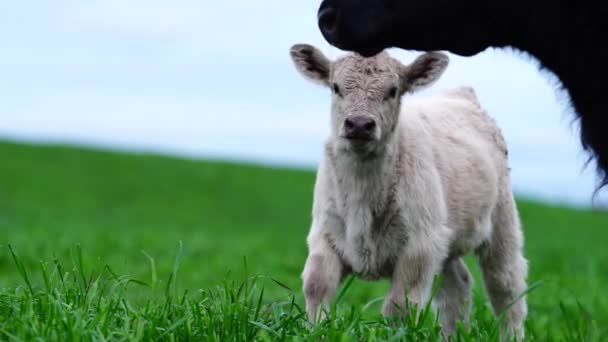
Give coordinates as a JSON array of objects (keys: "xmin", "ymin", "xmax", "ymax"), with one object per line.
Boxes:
[{"xmin": 290, "ymin": 44, "xmax": 528, "ymax": 338}]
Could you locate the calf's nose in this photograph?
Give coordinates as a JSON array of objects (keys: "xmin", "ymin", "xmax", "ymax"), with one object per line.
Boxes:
[{"xmin": 344, "ymin": 116, "xmax": 376, "ymax": 140}]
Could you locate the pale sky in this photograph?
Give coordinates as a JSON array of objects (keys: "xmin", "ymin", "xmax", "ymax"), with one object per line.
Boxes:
[{"xmin": 0, "ymin": 1, "xmax": 604, "ymax": 207}]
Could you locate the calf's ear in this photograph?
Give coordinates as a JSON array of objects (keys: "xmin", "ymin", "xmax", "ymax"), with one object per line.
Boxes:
[
  {"xmin": 290, "ymin": 44, "xmax": 331, "ymax": 85},
  {"xmin": 401, "ymin": 52, "xmax": 449, "ymax": 92}
]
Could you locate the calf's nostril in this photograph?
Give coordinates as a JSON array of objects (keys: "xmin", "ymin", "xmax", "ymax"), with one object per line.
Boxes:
[
  {"xmin": 344, "ymin": 118, "xmax": 355, "ymax": 130},
  {"xmin": 364, "ymin": 121, "xmax": 376, "ymax": 131}
]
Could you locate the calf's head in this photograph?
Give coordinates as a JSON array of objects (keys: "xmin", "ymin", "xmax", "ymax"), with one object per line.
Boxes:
[{"xmin": 290, "ymin": 44, "xmax": 448, "ymax": 155}]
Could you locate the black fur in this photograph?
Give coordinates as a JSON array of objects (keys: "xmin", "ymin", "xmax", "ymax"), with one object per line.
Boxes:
[{"xmin": 317, "ymin": 0, "xmax": 608, "ymax": 192}]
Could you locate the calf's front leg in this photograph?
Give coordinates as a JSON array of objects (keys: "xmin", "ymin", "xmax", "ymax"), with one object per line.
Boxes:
[
  {"xmin": 302, "ymin": 237, "xmax": 343, "ymax": 323},
  {"xmin": 382, "ymin": 235, "xmax": 447, "ymax": 318}
]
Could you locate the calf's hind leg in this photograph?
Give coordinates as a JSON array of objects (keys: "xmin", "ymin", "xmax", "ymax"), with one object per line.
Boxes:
[
  {"xmin": 302, "ymin": 237, "xmax": 343, "ymax": 323},
  {"xmin": 478, "ymin": 199, "xmax": 528, "ymax": 340},
  {"xmin": 433, "ymin": 258, "xmax": 473, "ymax": 335}
]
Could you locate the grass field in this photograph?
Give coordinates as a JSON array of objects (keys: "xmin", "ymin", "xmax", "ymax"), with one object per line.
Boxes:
[{"xmin": 1, "ymin": 140, "xmax": 607, "ymax": 340}]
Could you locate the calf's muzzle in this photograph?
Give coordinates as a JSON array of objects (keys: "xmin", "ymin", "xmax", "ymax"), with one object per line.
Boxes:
[{"xmin": 344, "ymin": 115, "xmax": 376, "ymax": 141}]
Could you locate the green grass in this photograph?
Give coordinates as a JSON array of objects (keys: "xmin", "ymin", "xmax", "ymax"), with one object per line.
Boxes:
[{"xmin": 0, "ymin": 140, "xmax": 607, "ymax": 340}]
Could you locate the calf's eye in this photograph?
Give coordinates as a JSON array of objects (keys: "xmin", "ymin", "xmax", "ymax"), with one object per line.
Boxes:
[
  {"xmin": 331, "ymin": 83, "xmax": 342, "ymax": 96},
  {"xmin": 386, "ymin": 86, "xmax": 398, "ymax": 100}
]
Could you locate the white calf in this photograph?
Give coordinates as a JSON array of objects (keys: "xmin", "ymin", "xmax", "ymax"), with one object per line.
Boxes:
[{"xmin": 290, "ymin": 44, "xmax": 528, "ymax": 338}]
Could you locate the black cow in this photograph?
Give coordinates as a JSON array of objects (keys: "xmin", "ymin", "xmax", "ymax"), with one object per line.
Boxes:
[{"xmin": 317, "ymin": 0, "xmax": 608, "ymax": 192}]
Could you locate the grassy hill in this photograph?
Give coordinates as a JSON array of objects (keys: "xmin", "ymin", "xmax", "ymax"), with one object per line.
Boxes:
[{"xmin": 1, "ymin": 140, "xmax": 607, "ymax": 340}]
